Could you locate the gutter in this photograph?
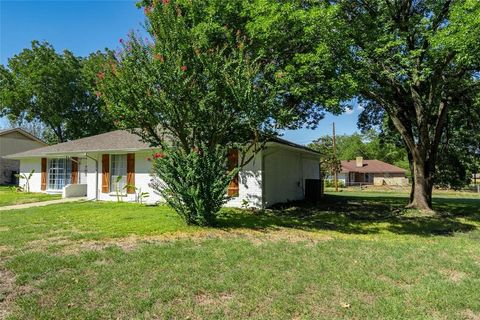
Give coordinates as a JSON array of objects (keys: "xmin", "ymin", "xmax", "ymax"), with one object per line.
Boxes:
[{"xmin": 85, "ymin": 153, "xmax": 98, "ymax": 201}]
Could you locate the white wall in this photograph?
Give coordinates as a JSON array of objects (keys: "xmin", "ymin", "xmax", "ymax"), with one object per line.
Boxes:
[
  {"xmin": 263, "ymin": 146, "xmax": 320, "ymax": 207},
  {"xmin": 18, "ymin": 158, "xmax": 42, "ymax": 192},
  {"xmin": 224, "ymin": 151, "xmax": 263, "ymax": 209},
  {"xmin": 86, "ymin": 152, "xmax": 162, "ymax": 204}
]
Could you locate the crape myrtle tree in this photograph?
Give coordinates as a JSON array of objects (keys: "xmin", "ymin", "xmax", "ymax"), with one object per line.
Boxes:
[
  {"xmin": 0, "ymin": 41, "xmax": 116, "ymax": 143},
  {"xmin": 98, "ymin": 0, "xmax": 287, "ymax": 225},
  {"xmin": 97, "ymin": 0, "xmax": 357, "ymax": 224}
]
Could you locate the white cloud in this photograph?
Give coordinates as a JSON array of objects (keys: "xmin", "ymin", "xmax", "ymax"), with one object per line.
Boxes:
[
  {"xmin": 357, "ymin": 104, "xmax": 365, "ymax": 112},
  {"xmin": 345, "ymin": 107, "xmax": 354, "ymax": 115}
]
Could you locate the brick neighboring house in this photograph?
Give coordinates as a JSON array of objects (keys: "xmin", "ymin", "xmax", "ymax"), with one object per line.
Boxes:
[
  {"xmin": 338, "ymin": 157, "xmax": 409, "ymax": 186},
  {"xmin": 0, "ymin": 128, "xmax": 47, "ymax": 185}
]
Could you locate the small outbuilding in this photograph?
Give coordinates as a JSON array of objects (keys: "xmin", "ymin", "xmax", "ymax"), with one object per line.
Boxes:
[{"xmin": 6, "ymin": 130, "xmax": 323, "ymax": 208}]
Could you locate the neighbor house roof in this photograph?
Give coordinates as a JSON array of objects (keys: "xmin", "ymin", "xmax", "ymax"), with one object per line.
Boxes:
[
  {"xmin": 341, "ymin": 160, "xmax": 406, "ymax": 174},
  {"xmin": 0, "ymin": 128, "xmax": 47, "ymax": 145},
  {"xmin": 5, "ymin": 130, "xmax": 151, "ymax": 158},
  {"xmin": 6, "ymin": 129, "xmax": 319, "ymax": 159}
]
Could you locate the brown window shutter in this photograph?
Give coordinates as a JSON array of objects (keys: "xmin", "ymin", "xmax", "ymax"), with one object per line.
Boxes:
[
  {"xmin": 41, "ymin": 158, "xmax": 47, "ymax": 191},
  {"xmin": 126, "ymin": 153, "xmax": 135, "ymax": 194},
  {"xmin": 102, "ymin": 154, "xmax": 110, "ymax": 193},
  {"xmin": 227, "ymin": 149, "xmax": 239, "ymax": 197},
  {"xmin": 71, "ymin": 157, "xmax": 78, "ymax": 184}
]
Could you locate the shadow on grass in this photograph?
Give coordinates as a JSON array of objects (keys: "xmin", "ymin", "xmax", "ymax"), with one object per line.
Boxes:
[{"xmin": 216, "ymin": 193, "xmax": 480, "ymax": 237}]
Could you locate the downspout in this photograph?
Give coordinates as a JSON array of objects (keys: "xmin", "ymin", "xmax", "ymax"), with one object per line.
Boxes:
[{"xmin": 85, "ymin": 153, "xmax": 98, "ymax": 201}]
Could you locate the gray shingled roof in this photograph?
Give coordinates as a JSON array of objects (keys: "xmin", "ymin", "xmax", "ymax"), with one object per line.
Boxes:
[
  {"xmin": 6, "ymin": 130, "xmax": 151, "ymax": 158},
  {"xmin": 6, "ymin": 129, "xmax": 319, "ymax": 159}
]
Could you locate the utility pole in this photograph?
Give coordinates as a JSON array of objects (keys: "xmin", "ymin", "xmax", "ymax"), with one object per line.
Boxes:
[{"xmin": 332, "ymin": 122, "xmax": 338, "ymax": 192}]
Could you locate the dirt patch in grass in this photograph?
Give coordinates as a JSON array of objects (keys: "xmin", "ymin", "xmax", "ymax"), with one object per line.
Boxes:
[
  {"xmin": 24, "ymin": 228, "xmax": 333, "ymax": 255},
  {"xmin": 440, "ymin": 268, "xmax": 468, "ymax": 283},
  {"xmin": 195, "ymin": 291, "xmax": 235, "ymax": 306},
  {"xmin": 463, "ymin": 309, "xmax": 480, "ymax": 320},
  {"xmin": 0, "ymin": 266, "xmax": 36, "ymax": 320},
  {"xmin": 377, "ymin": 274, "xmax": 413, "ymax": 290},
  {"xmin": 0, "ymin": 268, "xmax": 15, "ymax": 320},
  {"xmin": 0, "ymin": 245, "xmax": 13, "ymax": 256}
]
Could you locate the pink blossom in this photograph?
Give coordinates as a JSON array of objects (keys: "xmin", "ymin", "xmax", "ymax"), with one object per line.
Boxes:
[
  {"xmin": 180, "ymin": 65, "xmax": 188, "ymax": 72},
  {"xmin": 153, "ymin": 152, "xmax": 164, "ymax": 159}
]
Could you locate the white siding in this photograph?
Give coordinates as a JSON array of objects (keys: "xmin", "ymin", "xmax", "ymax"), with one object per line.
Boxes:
[
  {"xmin": 263, "ymin": 146, "xmax": 319, "ymax": 207},
  {"xmin": 86, "ymin": 152, "xmax": 161, "ymax": 204},
  {"xmin": 18, "ymin": 158, "xmax": 42, "ymax": 192},
  {"xmin": 224, "ymin": 151, "xmax": 263, "ymax": 209}
]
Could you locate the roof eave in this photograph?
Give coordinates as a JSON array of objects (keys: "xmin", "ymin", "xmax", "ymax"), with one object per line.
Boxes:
[{"xmin": 5, "ymin": 147, "xmax": 154, "ymax": 159}]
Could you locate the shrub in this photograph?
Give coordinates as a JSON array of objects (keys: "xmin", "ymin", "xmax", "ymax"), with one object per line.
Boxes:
[{"xmin": 150, "ymin": 145, "xmax": 238, "ymax": 226}]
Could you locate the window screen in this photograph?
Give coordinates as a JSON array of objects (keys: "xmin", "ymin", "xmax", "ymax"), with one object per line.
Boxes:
[{"xmin": 48, "ymin": 158, "xmax": 72, "ymax": 190}]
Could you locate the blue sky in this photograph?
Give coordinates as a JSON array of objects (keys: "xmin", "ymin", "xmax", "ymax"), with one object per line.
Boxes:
[{"xmin": 0, "ymin": 0, "xmax": 361, "ymax": 144}]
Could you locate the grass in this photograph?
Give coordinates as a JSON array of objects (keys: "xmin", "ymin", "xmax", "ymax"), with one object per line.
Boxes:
[
  {"xmin": 1, "ymin": 192, "xmax": 480, "ymax": 319},
  {"xmin": 0, "ymin": 186, "xmax": 61, "ymax": 207}
]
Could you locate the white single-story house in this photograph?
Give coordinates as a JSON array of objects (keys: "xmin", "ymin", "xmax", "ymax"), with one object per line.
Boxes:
[
  {"xmin": 337, "ymin": 157, "xmax": 408, "ymax": 186},
  {"xmin": 6, "ymin": 130, "xmax": 322, "ymax": 208}
]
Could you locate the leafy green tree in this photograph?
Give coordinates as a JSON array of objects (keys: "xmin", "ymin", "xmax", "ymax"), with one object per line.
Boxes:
[
  {"xmin": 0, "ymin": 41, "xmax": 115, "ymax": 143},
  {"xmin": 98, "ymin": 0, "xmax": 281, "ymax": 225},
  {"xmin": 256, "ymin": 0, "xmax": 480, "ymax": 210},
  {"xmin": 359, "ymin": 86, "xmax": 480, "ymax": 189},
  {"xmin": 309, "ymin": 136, "xmax": 341, "ymax": 179},
  {"xmin": 310, "ymin": 130, "xmax": 409, "ymax": 175},
  {"xmin": 338, "ymin": 0, "xmax": 480, "ymax": 210}
]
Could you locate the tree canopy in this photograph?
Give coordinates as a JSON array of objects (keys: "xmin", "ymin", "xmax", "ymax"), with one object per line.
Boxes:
[
  {"xmin": 248, "ymin": 0, "xmax": 480, "ymax": 209},
  {"xmin": 0, "ymin": 41, "xmax": 115, "ymax": 143}
]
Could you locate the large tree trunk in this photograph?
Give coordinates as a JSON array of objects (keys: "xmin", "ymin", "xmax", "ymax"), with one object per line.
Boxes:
[
  {"xmin": 407, "ymin": 154, "xmax": 434, "ymax": 211},
  {"xmin": 407, "ymin": 149, "xmax": 415, "ymax": 203}
]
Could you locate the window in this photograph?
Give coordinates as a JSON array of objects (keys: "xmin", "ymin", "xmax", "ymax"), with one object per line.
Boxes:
[
  {"xmin": 110, "ymin": 154, "xmax": 127, "ymax": 192},
  {"xmin": 48, "ymin": 158, "xmax": 72, "ymax": 190}
]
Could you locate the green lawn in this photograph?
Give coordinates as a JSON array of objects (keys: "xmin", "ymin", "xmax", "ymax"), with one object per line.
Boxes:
[
  {"xmin": 0, "ymin": 186, "xmax": 61, "ymax": 207},
  {"xmin": 1, "ymin": 192, "xmax": 479, "ymax": 319}
]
